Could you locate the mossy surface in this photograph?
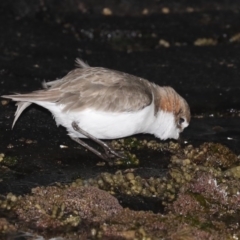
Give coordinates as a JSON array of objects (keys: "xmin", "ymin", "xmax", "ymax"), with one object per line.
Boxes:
[{"xmin": 1, "ymin": 141, "xmax": 240, "ymax": 239}]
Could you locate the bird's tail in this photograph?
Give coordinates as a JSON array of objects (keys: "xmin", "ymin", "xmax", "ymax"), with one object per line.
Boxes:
[
  {"xmin": 2, "ymin": 91, "xmax": 57, "ymax": 128},
  {"xmin": 1, "ymin": 94, "xmax": 32, "ymax": 128},
  {"xmin": 12, "ymin": 101, "xmax": 32, "ymax": 128}
]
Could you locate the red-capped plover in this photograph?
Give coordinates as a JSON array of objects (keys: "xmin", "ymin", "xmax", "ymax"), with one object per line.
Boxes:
[{"xmin": 2, "ymin": 59, "xmax": 190, "ymax": 161}]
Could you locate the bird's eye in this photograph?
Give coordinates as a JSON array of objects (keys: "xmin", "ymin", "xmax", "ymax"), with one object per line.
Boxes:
[{"xmin": 179, "ymin": 117, "xmax": 185, "ymax": 125}]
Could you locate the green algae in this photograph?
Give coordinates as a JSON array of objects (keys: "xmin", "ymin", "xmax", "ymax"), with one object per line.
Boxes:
[{"xmin": 1, "ymin": 156, "xmax": 18, "ymax": 167}]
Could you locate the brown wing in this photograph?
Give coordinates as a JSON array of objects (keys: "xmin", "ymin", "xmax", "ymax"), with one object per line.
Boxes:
[
  {"xmin": 3, "ymin": 67, "xmax": 154, "ymax": 113},
  {"xmin": 47, "ymin": 67, "xmax": 154, "ymax": 112}
]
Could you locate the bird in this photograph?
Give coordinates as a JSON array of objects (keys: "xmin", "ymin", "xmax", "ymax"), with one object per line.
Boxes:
[{"xmin": 2, "ymin": 59, "xmax": 190, "ymax": 161}]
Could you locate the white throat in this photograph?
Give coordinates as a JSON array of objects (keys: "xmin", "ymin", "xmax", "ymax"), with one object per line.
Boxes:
[{"xmin": 147, "ymin": 111, "xmax": 179, "ymax": 140}]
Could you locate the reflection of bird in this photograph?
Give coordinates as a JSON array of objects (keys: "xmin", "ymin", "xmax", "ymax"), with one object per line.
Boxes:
[{"xmin": 2, "ymin": 59, "xmax": 190, "ymax": 161}]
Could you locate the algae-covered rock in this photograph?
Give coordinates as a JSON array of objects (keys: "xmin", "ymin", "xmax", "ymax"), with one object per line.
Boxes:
[
  {"xmin": 179, "ymin": 143, "xmax": 238, "ymax": 169},
  {"xmin": 1, "ymin": 141, "xmax": 240, "ymax": 239},
  {"xmin": 0, "ymin": 218, "xmax": 16, "ymax": 234},
  {"xmin": 225, "ymin": 166, "xmax": 240, "ymax": 179},
  {"xmin": 14, "ymin": 186, "xmax": 122, "ymax": 230}
]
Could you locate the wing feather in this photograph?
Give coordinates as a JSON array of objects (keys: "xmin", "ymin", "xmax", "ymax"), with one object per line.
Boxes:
[
  {"xmin": 56, "ymin": 67, "xmax": 154, "ymax": 112},
  {"xmin": 2, "ymin": 66, "xmax": 155, "ymax": 114}
]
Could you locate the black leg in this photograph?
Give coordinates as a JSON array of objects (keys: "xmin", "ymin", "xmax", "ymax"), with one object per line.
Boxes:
[
  {"xmin": 70, "ymin": 137, "xmax": 109, "ymax": 161},
  {"xmin": 71, "ymin": 121, "xmax": 125, "ymax": 160}
]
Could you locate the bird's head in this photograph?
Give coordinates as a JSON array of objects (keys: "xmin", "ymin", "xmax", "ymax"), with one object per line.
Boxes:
[{"xmin": 153, "ymin": 87, "xmax": 190, "ymax": 140}]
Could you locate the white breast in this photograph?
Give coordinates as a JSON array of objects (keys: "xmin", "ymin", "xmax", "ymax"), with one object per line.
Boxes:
[
  {"xmin": 34, "ymin": 101, "xmax": 156, "ymax": 139},
  {"xmin": 33, "ymin": 101, "xmax": 178, "ymax": 140}
]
